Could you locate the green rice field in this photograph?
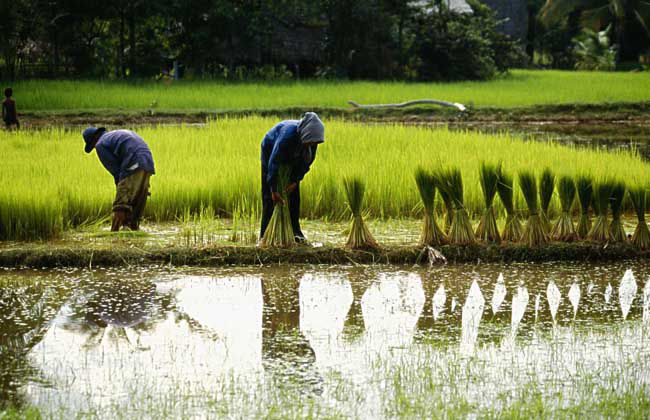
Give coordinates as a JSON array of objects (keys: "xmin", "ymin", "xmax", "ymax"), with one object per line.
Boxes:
[
  {"xmin": 1, "ymin": 117, "xmax": 649, "ymax": 240},
  {"xmin": 8, "ymin": 70, "xmax": 650, "ymax": 112}
]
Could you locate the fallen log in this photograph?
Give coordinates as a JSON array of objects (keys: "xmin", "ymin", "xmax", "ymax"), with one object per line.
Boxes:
[{"xmin": 348, "ymin": 99, "xmax": 467, "ymax": 112}]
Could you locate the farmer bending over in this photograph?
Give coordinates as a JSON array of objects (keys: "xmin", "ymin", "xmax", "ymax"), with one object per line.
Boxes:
[
  {"xmin": 83, "ymin": 127, "xmax": 155, "ymax": 231},
  {"xmin": 260, "ymin": 112, "xmax": 325, "ymax": 242}
]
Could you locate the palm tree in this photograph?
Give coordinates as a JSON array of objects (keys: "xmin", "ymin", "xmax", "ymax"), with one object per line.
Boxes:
[{"xmin": 539, "ymin": 0, "xmax": 650, "ymax": 62}]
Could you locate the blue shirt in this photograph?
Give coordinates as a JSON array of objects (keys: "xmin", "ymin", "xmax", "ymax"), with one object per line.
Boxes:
[
  {"xmin": 95, "ymin": 130, "xmax": 155, "ymax": 184},
  {"xmin": 261, "ymin": 121, "xmax": 318, "ymax": 191}
]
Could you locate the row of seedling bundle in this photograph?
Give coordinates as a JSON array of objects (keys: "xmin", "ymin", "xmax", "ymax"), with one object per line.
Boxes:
[
  {"xmin": 260, "ymin": 163, "xmax": 650, "ymax": 250},
  {"xmin": 415, "ymin": 163, "xmax": 650, "ymax": 249}
]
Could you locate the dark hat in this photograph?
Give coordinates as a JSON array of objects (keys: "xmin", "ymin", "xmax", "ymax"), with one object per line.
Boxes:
[{"xmin": 83, "ymin": 127, "xmax": 106, "ymax": 153}]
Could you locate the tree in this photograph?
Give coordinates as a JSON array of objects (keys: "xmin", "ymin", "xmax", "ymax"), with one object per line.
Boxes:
[{"xmin": 539, "ymin": 0, "xmax": 650, "ymax": 62}]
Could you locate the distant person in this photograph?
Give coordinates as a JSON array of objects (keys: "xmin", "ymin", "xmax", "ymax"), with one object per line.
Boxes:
[
  {"xmin": 82, "ymin": 127, "xmax": 155, "ymax": 231},
  {"xmin": 2, "ymin": 87, "xmax": 19, "ymax": 130},
  {"xmin": 260, "ymin": 112, "xmax": 325, "ymax": 242}
]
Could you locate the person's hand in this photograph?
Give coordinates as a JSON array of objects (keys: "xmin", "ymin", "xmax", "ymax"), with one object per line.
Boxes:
[
  {"xmin": 285, "ymin": 182, "xmax": 297, "ymax": 194},
  {"xmin": 271, "ymin": 192, "xmax": 285, "ymax": 204}
]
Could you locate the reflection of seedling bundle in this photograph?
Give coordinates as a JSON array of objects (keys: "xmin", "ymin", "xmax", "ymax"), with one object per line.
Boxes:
[
  {"xmin": 539, "ymin": 168, "xmax": 555, "ymax": 234},
  {"xmin": 629, "ymin": 186, "xmax": 650, "ymax": 250},
  {"xmin": 588, "ymin": 180, "xmax": 614, "ymax": 242},
  {"xmin": 575, "ymin": 175, "xmax": 593, "ymax": 239},
  {"xmin": 609, "ymin": 181, "xmax": 627, "ymax": 242},
  {"xmin": 519, "ymin": 171, "xmax": 548, "ymax": 246},
  {"xmin": 343, "ymin": 177, "xmax": 378, "ymax": 249},
  {"xmin": 496, "ymin": 166, "xmax": 522, "ymax": 242},
  {"xmin": 414, "ymin": 168, "xmax": 447, "ymax": 246},
  {"xmin": 261, "ymin": 167, "xmax": 294, "ymax": 248},
  {"xmin": 475, "ymin": 162, "xmax": 501, "ymax": 243},
  {"xmin": 436, "ymin": 167, "xmax": 475, "ymax": 245},
  {"xmin": 551, "ymin": 176, "xmax": 577, "ymax": 241}
]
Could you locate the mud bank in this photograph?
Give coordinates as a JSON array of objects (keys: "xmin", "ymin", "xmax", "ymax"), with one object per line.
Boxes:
[
  {"xmin": 0, "ymin": 242, "xmax": 647, "ymax": 268},
  {"xmin": 17, "ymin": 102, "xmax": 650, "ymax": 128}
]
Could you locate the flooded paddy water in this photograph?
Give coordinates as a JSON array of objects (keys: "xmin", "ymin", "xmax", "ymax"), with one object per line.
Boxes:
[{"xmin": 2, "ymin": 261, "xmax": 650, "ymax": 418}]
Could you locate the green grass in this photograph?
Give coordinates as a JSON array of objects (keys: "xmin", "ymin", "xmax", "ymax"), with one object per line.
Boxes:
[
  {"xmin": 1, "ymin": 117, "xmax": 650, "ymax": 240},
  {"xmin": 7, "ymin": 70, "xmax": 650, "ymax": 112}
]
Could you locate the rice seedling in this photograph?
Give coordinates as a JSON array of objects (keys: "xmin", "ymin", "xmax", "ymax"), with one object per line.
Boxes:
[
  {"xmin": 3, "ymin": 119, "xmax": 650, "ymax": 241},
  {"xmin": 475, "ymin": 162, "xmax": 501, "ymax": 243},
  {"xmin": 519, "ymin": 171, "xmax": 548, "ymax": 246},
  {"xmin": 575, "ymin": 176, "xmax": 593, "ymax": 239},
  {"xmin": 609, "ymin": 182, "xmax": 627, "ymax": 242},
  {"xmin": 539, "ymin": 168, "xmax": 556, "ymax": 234},
  {"xmin": 629, "ymin": 186, "xmax": 650, "ymax": 250},
  {"xmin": 343, "ymin": 177, "xmax": 378, "ymax": 249},
  {"xmin": 436, "ymin": 184, "xmax": 455, "ymax": 233},
  {"xmin": 551, "ymin": 176, "xmax": 577, "ymax": 241},
  {"xmin": 436, "ymin": 167, "xmax": 475, "ymax": 245},
  {"xmin": 414, "ymin": 168, "xmax": 447, "ymax": 246},
  {"xmin": 588, "ymin": 181, "xmax": 614, "ymax": 242},
  {"xmin": 496, "ymin": 166, "xmax": 523, "ymax": 242},
  {"xmin": 260, "ymin": 167, "xmax": 294, "ymax": 248},
  {"xmin": 12, "ymin": 70, "xmax": 650, "ymax": 112}
]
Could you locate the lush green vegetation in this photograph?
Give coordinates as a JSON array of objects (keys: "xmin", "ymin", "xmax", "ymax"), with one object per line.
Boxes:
[
  {"xmin": 1, "ymin": 117, "xmax": 649, "ymax": 240},
  {"xmin": 8, "ymin": 70, "xmax": 650, "ymax": 112}
]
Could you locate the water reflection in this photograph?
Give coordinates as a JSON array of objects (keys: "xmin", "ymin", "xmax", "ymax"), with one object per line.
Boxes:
[{"xmin": 1, "ymin": 261, "xmax": 650, "ymax": 416}]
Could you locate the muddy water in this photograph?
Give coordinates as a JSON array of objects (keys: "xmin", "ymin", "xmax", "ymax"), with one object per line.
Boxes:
[{"xmin": 1, "ymin": 262, "xmax": 650, "ymax": 417}]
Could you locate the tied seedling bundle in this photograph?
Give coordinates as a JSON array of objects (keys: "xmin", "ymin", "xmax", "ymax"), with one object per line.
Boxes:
[
  {"xmin": 260, "ymin": 166, "xmax": 294, "ymax": 248},
  {"xmin": 496, "ymin": 166, "xmax": 523, "ymax": 242},
  {"xmin": 609, "ymin": 181, "xmax": 627, "ymax": 242},
  {"xmin": 551, "ymin": 176, "xmax": 577, "ymax": 241},
  {"xmin": 343, "ymin": 177, "xmax": 378, "ymax": 249},
  {"xmin": 414, "ymin": 168, "xmax": 447, "ymax": 246},
  {"xmin": 475, "ymin": 162, "xmax": 501, "ymax": 243},
  {"xmin": 436, "ymin": 167, "xmax": 475, "ymax": 245},
  {"xmin": 436, "ymin": 179, "xmax": 454, "ymax": 233},
  {"xmin": 629, "ymin": 186, "xmax": 650, "ymax": 250},
  {"xmin": 539, "ymin": 168, "xmax": 555, "ymax": 234},
  {"xmin": 587, "ymin": 181, "xmax": 613, "ymax": 242},
  {"xmin": 576, "ymin": 176, "xmax": 593, "ymax": 239},
  {"xmin": 519, "ymin": 171, "xmax": 548, "ymax": 246}
]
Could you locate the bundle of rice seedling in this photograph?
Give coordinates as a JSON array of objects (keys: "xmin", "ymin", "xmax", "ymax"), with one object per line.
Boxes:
[
  {"xmin": 435, "ymin": 177, "xmax": 454, "ymax": 233},
  {"xmin": 551, "ymin": 176, "xmax": 577, "ymax": 241},
  {"xmin": 608, "ymin": 181, "xmax": 627, "ymax": 242},
  {"xmin": 260, "ymin": 166, "xmax": 294, "ymax": 248},
  {"xmin": 587, "ymin": 181, "xmax": 614, "ymax": 242},
  {"xmin": 343, "ymin": 177, "xmax": 378, "ymax": 249},
  {"xmin": 414, "ymin": 168, "xmax": 447, "ymax": 246},
  {"xmin": 475, "ymin": 162, "xmax": 501, "ymax": 243},
  {"xmin": 519, "ymin": 171, "xmax": 548, "ymax": 246},
  {"xmin": 496, "ymin": 166, "xmax": 523, "ymax": 242},
  {"xmin": 629, "ymin": 186, "xmax": 650, "ymax": 250},
  {"xmin": 539, "ymin": 168, "xmax": 555, "ymax": 234},
  {"xmin": 436, "ymin": 167, "xmax": 475, "ymax": 245},
  {"xmin": 575, "ymin": 175, "xmax": 593, "ymax": 239}
]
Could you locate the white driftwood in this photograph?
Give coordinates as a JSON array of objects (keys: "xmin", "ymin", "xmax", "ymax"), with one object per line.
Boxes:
[{"xmin": 348, "ymin": 99, "xmax": 466, "ymax": 112}]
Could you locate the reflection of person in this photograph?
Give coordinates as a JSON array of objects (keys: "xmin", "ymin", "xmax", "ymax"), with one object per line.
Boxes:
[
  {"xmin": 83, "ymin": 127, "xmax": 155, "ymax": 231},
  {"xmin": 261, "ymin": 275, "xmax": 323, "ymax": 395},
  {"xmin": 260, "ymin": 112, "xmax": 325, "ymax": 242},
  {"xmin": 2, "ymin": 87, "xmax": 20, "ymax": 130}
]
